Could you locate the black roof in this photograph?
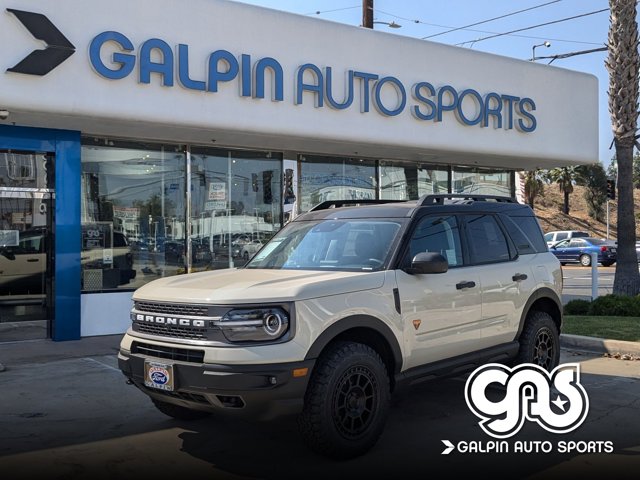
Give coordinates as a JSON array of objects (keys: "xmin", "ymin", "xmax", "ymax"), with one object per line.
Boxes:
[{"xmin": 295, "ymin": 195, "xmax": 534, "ymax": 221}]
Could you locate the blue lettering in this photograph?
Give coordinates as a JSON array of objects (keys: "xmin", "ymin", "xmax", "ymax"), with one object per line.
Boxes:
[
  {"xmin": 89, "ymin": 31, "xmax": 135, "ymax": 80},
  {"xmin": 139, "ymin": 38, "xmax": 173, "ymax": 86},
  {"xmin": 374, "ymin": 76, "xmax": 406, "ymax": 116},
  {"xmin": 483, "ymin": 92, "xmax": 503, "ymax": 128},
  {"xmin": 296, "ymin": 63, "xmax": 324, "ymax": 107},
  {"xmin": 501, "ymin": 94, "xmax": 520, "ymax": 129},
  {"xmin": 254, "ymin": 57, "xmax": 283, "ymax": 101},
  {"xmin": 411, "ymin": 82, "xmax": 437, "ymax": 121},
  {"xmin": 241, "ymin": 54, "xmax": 252, "ymax": 97},
  {"xmin": 208, "ymin": 50, "xmax": 239, "ymax": 93},
  {"xmin": 517, "ymin": 97, "xmax": 537, "ymax": 132},
  {"xmin": 436, "ymin": 85, "xmax": 458, "ymax": 122},
  {"xmin": 456, "ymin": 89, "xmax": 484, "ymax": 126},
  {"xmin": 177, "ymin": 44, "xmax": 205, "ymax": 91},
  {"xmin": 353, "ymin": 71, "xmax": 379, "ymax": 113},
  {"xmin": 325, "ymin": 68, "xmax": 354, "ymax": 110}
]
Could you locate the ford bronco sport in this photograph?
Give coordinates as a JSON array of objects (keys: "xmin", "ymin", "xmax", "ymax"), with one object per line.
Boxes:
[{"xmin": 118, "ymin": 194, "xmax": 562, "ymax": 458}]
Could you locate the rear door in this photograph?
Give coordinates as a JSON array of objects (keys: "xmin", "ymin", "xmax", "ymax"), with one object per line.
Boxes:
[{"xmin": 461, "ymin": 213, "xmax": 527, "ymax": 349}]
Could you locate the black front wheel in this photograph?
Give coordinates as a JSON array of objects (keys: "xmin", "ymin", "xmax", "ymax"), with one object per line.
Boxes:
[
  {"xmin": 514, "ymin": 311, "xmax": 560, "ymax": 371},
  {"xmin": 298, "ymin": 341, "xmax": 390, "ymax": 459}
]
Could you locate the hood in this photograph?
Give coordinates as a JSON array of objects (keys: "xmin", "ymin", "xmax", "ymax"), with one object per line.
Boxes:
[{"xmin": 133, "ymin": 268, "xmax": 386, "ymax": 304}]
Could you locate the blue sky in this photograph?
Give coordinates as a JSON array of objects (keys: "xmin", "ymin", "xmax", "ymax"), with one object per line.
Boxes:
[{"xmin": 236, "ymin": 0, "xmax": 623, "ymax": 168}]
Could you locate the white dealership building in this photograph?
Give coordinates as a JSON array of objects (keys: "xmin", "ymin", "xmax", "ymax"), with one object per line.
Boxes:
[{"xmin": 0, "ymin": 0, "xmax": 597, "ymax": 341}]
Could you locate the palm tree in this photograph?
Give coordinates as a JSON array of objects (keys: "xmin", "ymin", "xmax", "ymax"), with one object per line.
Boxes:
[
  {"xmin": 546, "ymin": 167, "xmax": 577, "ymax": 214},
  {"xmin": 522, "ymin": 170, "xmax": 544, "ymax": 208},
  {"xmin": 606, "ymin": 0, "xmax": 640, "ymax": 295}
]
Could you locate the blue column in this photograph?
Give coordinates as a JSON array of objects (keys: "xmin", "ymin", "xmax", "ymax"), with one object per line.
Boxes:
[{"xmin": 0, "ymin": 125, "xmax": 81, "ymax": 341}]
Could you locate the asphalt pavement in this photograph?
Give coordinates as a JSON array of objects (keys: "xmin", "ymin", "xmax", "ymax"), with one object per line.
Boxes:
[{"xmin": 0, "ymin": 334, "xmax": 638, "ymax": 479}]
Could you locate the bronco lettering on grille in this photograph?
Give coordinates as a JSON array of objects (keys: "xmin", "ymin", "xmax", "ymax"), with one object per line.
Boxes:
[{"xmin": 135, "ymin": 313, "xmax": 205, "ymax": 328}]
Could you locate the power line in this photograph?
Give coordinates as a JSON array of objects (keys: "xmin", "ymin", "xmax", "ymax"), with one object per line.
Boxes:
[
  {"xmin": 456, "ymin": 7, "xmax": 609, "ymax": 46},
  {"xmin": 304, "ymin": 5, "xmax": 360, "ymax": 16},
  {"xmin": 423, "ymin": 0, "xmax": 562, "ymax": 40},
  {"xmin": 374, "ymin": 8, "xmax": 602, "ymax": 46},
  {"xmin": 532, "ymin": 46, "xmax": 608, "ymax": 64}
]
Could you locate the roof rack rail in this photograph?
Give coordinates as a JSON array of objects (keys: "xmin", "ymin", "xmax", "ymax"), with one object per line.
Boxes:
[
  {"xmin": 418, "ymin": 194, "xmax": 516, "ymax": 206},
  {"xmin": 309, "ymin": 199, "xmax": 403, "ymax": 211}
]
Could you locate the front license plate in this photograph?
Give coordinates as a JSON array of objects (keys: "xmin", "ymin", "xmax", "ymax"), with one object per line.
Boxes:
[{"xmin": 144, "ymin": 361, "xmax": 174, "ymax": 391}]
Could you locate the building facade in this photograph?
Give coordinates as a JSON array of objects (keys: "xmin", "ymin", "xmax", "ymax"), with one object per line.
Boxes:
[{"xmin": 0, "ymin": 0, "xmax": 598, "ymax": 341}]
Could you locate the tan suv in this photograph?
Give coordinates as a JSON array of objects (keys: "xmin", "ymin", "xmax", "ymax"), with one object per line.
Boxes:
[{"xmin": 118, "ymin": 194, "xmax": 563, "ymax": 459}]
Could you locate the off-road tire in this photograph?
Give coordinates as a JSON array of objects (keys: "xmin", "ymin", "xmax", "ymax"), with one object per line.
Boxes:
[
  {"xmin": 514, "ymin": 311, "xmax": 560, "ymax": 371},
  {"xmin": 580, "ymin": 254, "xmax": 591, "ymax": 267},
  {"xmin": 152, "ymin": 399, "xmax": 211, "ymax": 420},
  {"xmin": 298, "ymin": 341, "xmax": 391, "ymax": 459}
]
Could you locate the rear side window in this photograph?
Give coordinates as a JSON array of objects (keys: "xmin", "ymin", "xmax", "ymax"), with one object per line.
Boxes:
[
  {"xmin": 464, "ymin": 214, "xmax": 511, "ymax": 264},
  {"xmin": 500, "ymin": 215, "xmax": 547, "ymax": 254}
]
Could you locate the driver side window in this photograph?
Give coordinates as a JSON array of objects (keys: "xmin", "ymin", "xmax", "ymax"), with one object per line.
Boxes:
[{"xmin": 406, "ymin": 215, "xmax": 463, "ymax": 267}]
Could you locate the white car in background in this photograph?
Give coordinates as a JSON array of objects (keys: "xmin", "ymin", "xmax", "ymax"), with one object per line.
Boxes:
[
  {"xmin": 544, "ymin": 230, "xmax": 589, "ymax": 247},
  {"xmin": 240, "ymin": 239, "xmax": 264, "ymax": 260}
]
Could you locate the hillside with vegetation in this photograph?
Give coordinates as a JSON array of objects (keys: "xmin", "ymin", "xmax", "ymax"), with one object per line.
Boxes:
[{"xmin": 531, "ymin": 182, "xmax": 640, "ymax": 239}]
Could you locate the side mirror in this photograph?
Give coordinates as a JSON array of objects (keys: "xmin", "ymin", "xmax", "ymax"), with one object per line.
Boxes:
[{"xmin": 406, "ymin": 252, "xmax": 448, "ymax": 275}]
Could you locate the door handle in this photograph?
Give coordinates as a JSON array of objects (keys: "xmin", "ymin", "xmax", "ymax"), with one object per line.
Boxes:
[
  {"xmin": 27, "ymin": 258, "xmax": 40, "ymax": 262},
  {"xmin": 512, "ymin": 273, "xmax": 528, "ymax": 282},
  {"xmin": 456, "ymin": 281, "xmax": 476, "ymax": 290}
]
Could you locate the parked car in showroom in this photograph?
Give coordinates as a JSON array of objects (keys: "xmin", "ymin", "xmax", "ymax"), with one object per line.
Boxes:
[
  {"xmin": 543, "ymin": 230, "xmax": 589, "ymax": 247},
  {"xmin": 0, "ymin": 227, "xmax": 48, "ymax": 295},
  {"xmin": 549, "ymin": 237, "xmax": 616, "ymax": 266}
]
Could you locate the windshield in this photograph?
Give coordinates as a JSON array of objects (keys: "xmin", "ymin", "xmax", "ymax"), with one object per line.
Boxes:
[{"xmin": 245, "ymin": 219, "xmax": 405, "ymax": 271}]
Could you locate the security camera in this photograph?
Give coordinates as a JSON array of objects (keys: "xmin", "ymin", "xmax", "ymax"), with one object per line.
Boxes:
[{"xmin": 0, "ymin": 109, "xmax": 9, "ymax": 120}]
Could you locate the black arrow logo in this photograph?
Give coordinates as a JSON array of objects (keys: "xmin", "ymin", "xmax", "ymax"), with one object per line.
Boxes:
[{"xmin": 7, "ymin": 8, "xmax": 75, "ymax": 76}]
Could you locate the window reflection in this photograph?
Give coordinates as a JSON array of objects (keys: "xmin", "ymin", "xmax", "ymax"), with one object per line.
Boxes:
[
  {"xmin": 452, "ymin": 167, "xmax": 512, "ymax": 196},
  {"xmin": 299, "ymin": 155, "xmax": 377, "ymax": 212},
  {"xmin": 81, "ymin": 140, "xmax": 186, "ymax": 291},
  {"xmin": 190, "ymin": 147, "xmax": 282, "ymax": 271},
  {"xmin": 380, "ymin": 162, "xmax": 448, "ymax": 200}
]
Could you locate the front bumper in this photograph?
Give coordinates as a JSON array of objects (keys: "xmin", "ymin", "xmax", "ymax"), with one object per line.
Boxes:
[{"xmin": 118, "ymin": 347, "xmax": 315, "ymax": 421}]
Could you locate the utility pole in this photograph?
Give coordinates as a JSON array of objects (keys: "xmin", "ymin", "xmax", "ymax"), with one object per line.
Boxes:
[{"xmin": 362, "ymin": 0, "xmax": 373, "ymax": 28}]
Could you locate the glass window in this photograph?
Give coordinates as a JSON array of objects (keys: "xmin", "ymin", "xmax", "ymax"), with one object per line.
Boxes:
[
  {"xmin": 555, "ymin": 232, "xmax": 568, "ymax": 241},
  {"xmin": 190, "ymin": 147, "xmax": 282, "ymax": 271},
  {"xmin": 81, "ymin": 140, "xmax": 186, "ymax": 291},
  {"xmin": 299, "ymin": 155, "xmax": 377, "ymax": 213},
  {"xmin": 569, "ymin": 239, "xmax": 586, "ymax": 247},
  {"xmin": 406, "ymin": 215, "xmax": 463, "ymax": 267},
  {"xmin": 464, "ymin": 214, "xmax": 511, "ymax": 264},
  {"xmin": 380, "ymin": 162, "xmax": 449, "ymax": 200},
  {"xmin": 246, "ymin": 219, "xmax": 403, "ymax": 271},
  {"xmin": 0, "ymin": 151, "xmax": 53, "ymax": 189},
  {"xmin": 500, "ymin": 215, "xmax": 547, "ymax": 254},
  {"xmin": 452, "ymin": 167, "xmax": 512, "ymax": 196},
  {"xmin": 543, "ymin": 232, "xmax": 553, "ymax": 242}
]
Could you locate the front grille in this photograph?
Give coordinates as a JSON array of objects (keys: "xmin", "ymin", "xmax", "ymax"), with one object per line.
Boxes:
[
  {"xmin": 135, "ymin": 301, "xmax": 209, "ymax": 317},
  {"xmin": 144, "ymin": 387, "xmax": 210, "ymax": 405},
  {"xmin": 132, "ymin": 341, "xmax": 205, "ymax": 363},
  {"xmin": 135, "ymin": 323, "xmax": 207, "ymax": 340}
]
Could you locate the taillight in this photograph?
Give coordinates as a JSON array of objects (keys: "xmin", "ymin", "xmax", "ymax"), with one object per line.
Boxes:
[{"xmin": 600, "ymin": 246, "xmax": 607, "ymax": 252}]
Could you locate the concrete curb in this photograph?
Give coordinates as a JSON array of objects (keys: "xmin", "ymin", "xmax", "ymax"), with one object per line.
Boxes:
[{"xmin": 560, "ymin": 334, "xmax": 640, "ymax": 356}]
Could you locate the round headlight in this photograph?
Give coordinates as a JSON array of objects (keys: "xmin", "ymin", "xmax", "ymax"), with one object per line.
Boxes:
[{"xmin": 264, "ymin": 313, "xmax": 284, "ymax": 337}]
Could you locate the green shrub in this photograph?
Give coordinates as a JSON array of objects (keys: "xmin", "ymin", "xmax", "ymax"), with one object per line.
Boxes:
[
  {"xmin": 564, "ymin": 299, "xmax": 591, "ymax": 315},
  {"xmin": 588, "ymin": 294, "xmax": 640, "ymax": 317}
]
